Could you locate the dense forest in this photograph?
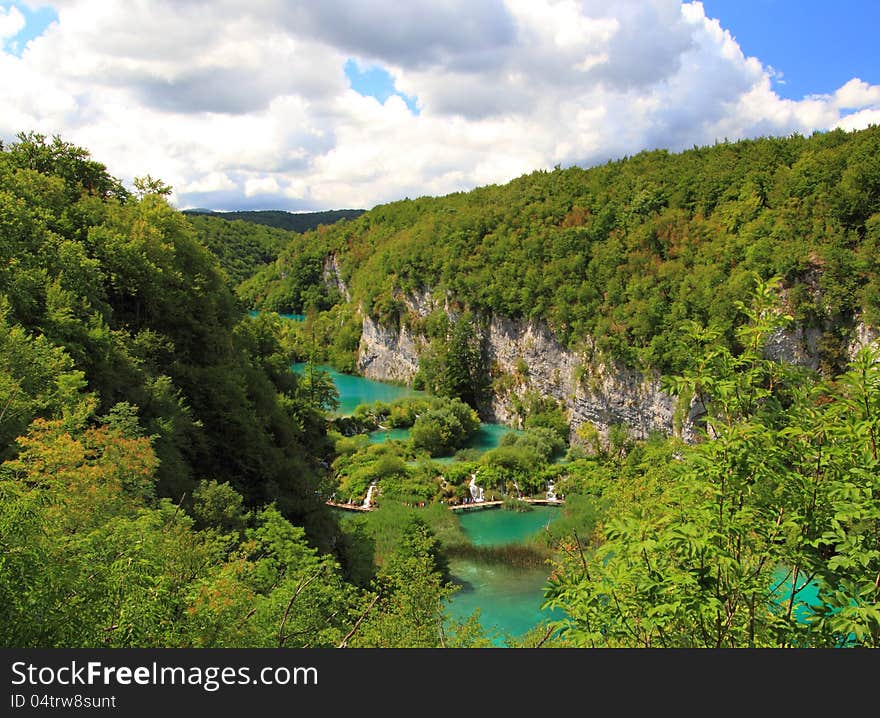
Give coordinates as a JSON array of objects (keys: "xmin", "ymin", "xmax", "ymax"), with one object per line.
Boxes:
[
  {"xmin": 183, "ymin": 209, "xmax": 366, "ymax": 288},
  {"xmin": 185, "ymin": 214, "xmax": 292, "ymax": 286},
  {"xmin": 182, "ymin": 208, "xmax": 366, "ymax": 233},
  {"xmin": 2, "ymin": 127, "xmax": 879, "ymax": 648},
  {"xmin": 244, "ymin": 125, "xmax": 880, "ymax": 378},
  {"xmin": 0, "ymin": 133, "xmax": 486, "ymax": 648}
]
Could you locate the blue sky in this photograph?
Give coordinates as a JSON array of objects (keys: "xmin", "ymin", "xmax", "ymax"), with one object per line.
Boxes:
[
  {"xmin": 701, "ymin": 1, "xmax": 879, "ymax": 100},
  {"xmin": 0, "ymin": 2, "xmax": 56, "ymax": 56},
  {"xmin": 7, "ymin": 1, "xmax": 875, "ymax": 105},
  {"xmin": 2, "ymin": 1, "xmax": 878, "ymax": 211},
  {"xmin": 344, "ymin": 59, "xmax": 420, "ymax": 114}
]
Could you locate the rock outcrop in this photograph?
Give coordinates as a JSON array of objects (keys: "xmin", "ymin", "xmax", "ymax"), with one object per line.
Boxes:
[
  {"xmin": 483, "ymin": 315, "xmax": 679, "ymax": 441},
  {"xmin": 354, "ymin": 288, "xmax": 877, "ymax": 444},
  {"xmin": 357, "ymin": 314, "xmax": 424, "ymax": 383},
  {"xmin": 322, "ymin": 254, "xmax": 351, "ymax": 302}
]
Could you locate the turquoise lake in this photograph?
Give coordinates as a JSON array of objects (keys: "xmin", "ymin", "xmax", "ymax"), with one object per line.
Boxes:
[
  {"xmin": 446, "ymin": 506, "xmax": 564, "ymax": 646},
  {"xmin": 457, "ymin": 504, "xmax": 558, "ymax": 546},
  {"xmin": 291, "ymin": 363, "xmax": 425, "ymax": 415},
  {"xmin": 295, "ymin": 363, "xmax": 834, "ymax": 646},
  {"xmin": 248, "ymin": 309, "xmax": 306, "ymax": 321},
  {"xmin": 293, "ymin": 365, "xmax": 525, "ymax": 455},
  {"xmin": 296, "ymin": 363, "xmax": 562, "ymax": 644}
]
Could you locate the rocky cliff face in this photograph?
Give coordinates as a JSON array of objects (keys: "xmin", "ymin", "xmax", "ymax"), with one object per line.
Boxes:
[
  {"xmin": 355, "ymin": 289, "xmax": 876, "ymax": 443},
  {"xmin": 356, "ymin": 288, "xmax": 434, "ymax": 383},
  {"xmin": 357, "ymin": 314, "xmax": 424, "ymax": 383},
  {"xmin": 355, "ymin": 290, "xmax": 685, "ymax": 441},
  {"xmin": 849, "ymin": 319, "xmax": 880, "ymax": 355},
  {"xmin": 483, "ymin": 315, "xmax": 681, "ymax": 441},
  {"xmin": 322, "ymin": 254, "xmax": 351, "ymax": 302}
]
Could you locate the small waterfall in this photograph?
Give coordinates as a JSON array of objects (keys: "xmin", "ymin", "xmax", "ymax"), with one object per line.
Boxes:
[
  {"xmin": 512, "ymin": 479, "xmax": 522, "ymax": 498},
  {"xmin": 468, "ymin": 473, "xmax": 484, "ymax": 503},
  {"xmin": 363, "ymin": 481, "xmax": 377, "ymax": 508},
  {"xmin": 546, "ymin": 480, "xmax": 557, "ymax": 501}
]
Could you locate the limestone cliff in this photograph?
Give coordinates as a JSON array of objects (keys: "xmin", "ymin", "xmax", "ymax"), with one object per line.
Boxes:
[
  {"xmin": 354, "ymin": 289, "xmax": 876, "ymax": 443},
  {"xmin": 322, "ymin": 254, "xmax": 351, "ymax": 302},
  {"xmin": 355, "ymin": 290, "xmax": 683, "ymax": 441},
  {"xmin": 483, "ymin": 315, "xmax": 680, "ymax": 442}
]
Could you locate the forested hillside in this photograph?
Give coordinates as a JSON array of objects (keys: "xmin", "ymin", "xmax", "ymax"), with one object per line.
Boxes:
[
  {"xmin": 185, "ymin": 214, "xmax": 293, "ymax": 285},
  {"xmin": 183, "ymin": 208, "xmax": 366, "ymax": 233},
  {"xmin": 0, "ymin": 133, "xmax": 334, "ymax": 536},
  {"xmin": 0, "ymin": 133, "xmax": 481, "ymax": 648},
  {"xmin": 232, "ymin": 127, "xmax": 880, "ymax": 648},
  {"xmin": 3, "ymin": 128, "xmax": 879, "ymax": 649},
  {"xmin": 244, "ymin": 125, "xmax": 880, "ymax": 376}
]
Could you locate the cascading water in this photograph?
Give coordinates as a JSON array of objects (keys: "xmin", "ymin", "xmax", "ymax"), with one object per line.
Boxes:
[
  {"xmin": 468, "ymin": 473, "xmax": 484, "ymax": 503},
  {"xmin": 363, "ymin": 481, "xmax": 377, "ymax": 508}
]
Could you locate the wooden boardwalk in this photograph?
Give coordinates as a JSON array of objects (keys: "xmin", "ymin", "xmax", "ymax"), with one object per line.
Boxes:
[
  {"xmin": 327, "ymin": 497, "xmax": 564, "ymax": 513},
  {"xmin": 449, "ymin": 498, "xmax": 564, "ymax": 512},
  {"xmin": 325, "ymin": 500, "xmax": 372, "ymax": 512}
]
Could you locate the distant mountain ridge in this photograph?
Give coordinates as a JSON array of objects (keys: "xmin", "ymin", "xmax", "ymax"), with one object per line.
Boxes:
[{"xmin": 181, "ymin": 208, "xmax": 366, "ymax": 233}]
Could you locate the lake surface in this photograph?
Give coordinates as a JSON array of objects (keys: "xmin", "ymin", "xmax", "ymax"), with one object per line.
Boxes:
[
  {"xmin": 308, "ymin": 363, "xmax": 562, "ymax": 644},
  {"xmin": 291, "ymin": 363, "xmax": 425, "ymax": 415},
  {"xmin": 458, "ymin": 504, "xmax": 558, "ymax": 546},
  {"xmin": 294, "ymin": 365, "xmax": 525, "ymax": 456},
  {"xmin": 367, "ymin": 427, "xmax": 413, "ymax": 444},
  {"xmin": 771, "ymin": 567, "xmax": 821, "ymax": 624},
  {"xmin": 446, "ymin": 506, "xmax": 564, "ymax": 646},
  {"xmin": 248, "ymin": 309, "xmax": 306, "ymax": 321}
]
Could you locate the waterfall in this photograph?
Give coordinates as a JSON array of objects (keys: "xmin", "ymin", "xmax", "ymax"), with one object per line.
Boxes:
[
  {"xmin": 512, "ymin": 479, "xmax": 522, "ymax": 498},
  {"xmin": 546, "ymin": 480, "xmax": 557, "ymax": 501},
  {"xmin": 363, "ymin": 481, "xmax": 377, "ymax": 508},
  {"xmin": 468, "ymin": 473, "xmax": 484, "ymax": 503}
]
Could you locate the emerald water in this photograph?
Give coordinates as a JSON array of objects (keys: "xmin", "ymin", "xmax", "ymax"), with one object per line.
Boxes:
[
  {"xmin": 446, "ymin": 506, "xmax": 563, "ymax": 646},
  {"xmin": 368, "ymin": 427, "xmax": 413, "ymax": 443},
  {"xmin": 771, "ymin": 567, "xmax": 821, "ymax": 624},
  {"xmin": 291, "ymin": 363, "xmax": 425, "ymax": 415},
  {"xmin": 465, "ymin": 423, "xmax": 520, "ymax": 452},
  {"xmin": 247, "ymin": 309, "xmax": 306, "ymax": 321},
  {"xmin": 308, "ymin": 364, "xmax": 562, "ymax": 643},
  {"xmin": 294, "ymin": 365, "xmax": 525, "ymax": 454},
  {"xmin": 458, "ymin": 505, "xmax": 558, "ymax": 546}
]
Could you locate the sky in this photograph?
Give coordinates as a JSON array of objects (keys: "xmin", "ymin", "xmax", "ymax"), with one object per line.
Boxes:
[{"xmin": 1, "ymin": 1, "xmax": 878, "ymax": 212}]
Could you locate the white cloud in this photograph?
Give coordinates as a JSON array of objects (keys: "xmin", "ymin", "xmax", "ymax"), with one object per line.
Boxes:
[
  {"xmin": 1, "ymin": 0, "xmax": 877, "ymax": 212},
  {"xmin": 832, "ymin": 78, "xmax": 880, "ymax": 110},
  {"xmin": 0, "ymin": 6, "xmax": 25, "ymax": 40}
]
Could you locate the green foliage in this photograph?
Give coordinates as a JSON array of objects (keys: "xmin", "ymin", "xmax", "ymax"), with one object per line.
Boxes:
[
  {"xmin": 237, "ymin": 242, "xmax": 341, "ymax": 315},
  {"xmin": 544, "ymin": 280, "xmax": 880, "ymax": 647},
  {"xmin": 0, "ymin": 301, "xmax": 96, "ymax": 457},
  {"xmin": 502, "ymin": 496, "xmax": 534, "ymax": 512},
  {"xmin": 295, "ymin": 362, "xmax": 340, "ymax": 414},
  {"xmin": 347, "ymin": 517, "xmax": 457, "ymax": 647},
  {"xmin": 183, "ymin": 208, "xmax": 365, "ymax": 233},
  {"xmin": 284, "ymin": 303, "xmax": 363, "ymax": 372},
  {"xmin": 8, "ymin": 126, "xmax": 880, "ymax": 649},
  {"xmin": 330, "ymin": 442, "xmax": 437, "ymax": 506},
  {"xmin": 0, "ymin": 132, "xmax": 336, "ymax": 550},
  {"xmin": 191, "ymin": 479, "xmax": 250, "ymax": 534},
  {"xmin": 413, "ymin": 311, "xmax": 491, "ymax": 409},
  {"xmin": 186, "ymin": 214, "xmax": 291, "ymax": 286},
  {"xmin": 250, "ymin": 126, "xmax": 880, "ymax": 376},
  {"xmin": 410, "ymin": 397, "xmax": 481, "ymax": 456},
  {"xmin": 0, "ymin": 415, "xmax": 484, "ymax": 648}
]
